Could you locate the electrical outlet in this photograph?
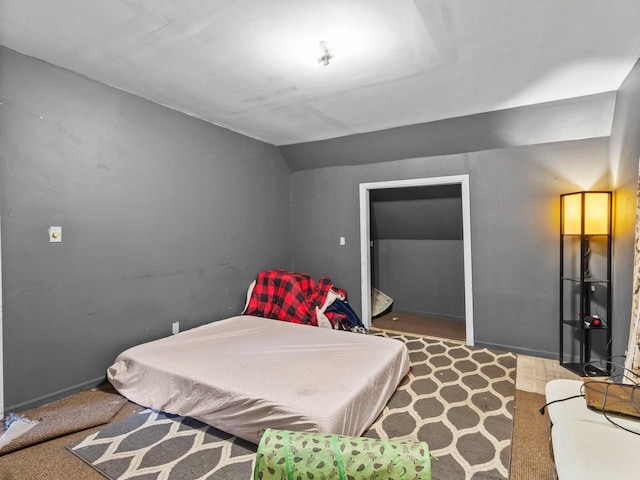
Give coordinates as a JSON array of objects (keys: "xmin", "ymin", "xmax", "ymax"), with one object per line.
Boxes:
[{"xmin": 172, "ymin": 321, "xmax": 180, "ymax": 335}]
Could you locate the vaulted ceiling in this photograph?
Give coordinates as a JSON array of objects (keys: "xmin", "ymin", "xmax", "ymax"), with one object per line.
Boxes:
[{"xmin": 1, "ymin": 0, "xmax": 639, "ymax": 146}]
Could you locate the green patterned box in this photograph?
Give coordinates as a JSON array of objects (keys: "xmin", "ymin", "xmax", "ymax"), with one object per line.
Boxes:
[{"xmin": 254, "ymin": 429, "xmax": 432, "ymax": 480}]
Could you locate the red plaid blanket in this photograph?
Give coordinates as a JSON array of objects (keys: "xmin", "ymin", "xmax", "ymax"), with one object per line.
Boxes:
[{"xmin": 244, "ymin": 270, "xmax": 336, "ymax": 326}]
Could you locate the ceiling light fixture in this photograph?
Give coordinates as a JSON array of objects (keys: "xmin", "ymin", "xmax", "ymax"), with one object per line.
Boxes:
[{"xmin": 318, "ymin": 41, "xmax": 333, "ymax": 66}]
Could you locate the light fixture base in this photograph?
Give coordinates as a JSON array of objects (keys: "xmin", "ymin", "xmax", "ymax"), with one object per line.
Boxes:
[{"xmin": 318, "ymin": 41, "xmax": 333, "ymax": 66}]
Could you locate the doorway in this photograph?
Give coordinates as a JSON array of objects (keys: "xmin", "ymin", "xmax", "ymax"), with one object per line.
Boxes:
[{"xmin": 359, "ymin": 175, "xmax": 474, "ymax": 345}]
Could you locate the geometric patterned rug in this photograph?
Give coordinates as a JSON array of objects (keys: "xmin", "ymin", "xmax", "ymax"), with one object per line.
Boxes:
[
  {"xmin": 365, "ymin": 331, "xmax": 516, "ymax": 480},
  {"xmin": 68, "ymin": 331, "xmax": 516, "ymax": 480}
]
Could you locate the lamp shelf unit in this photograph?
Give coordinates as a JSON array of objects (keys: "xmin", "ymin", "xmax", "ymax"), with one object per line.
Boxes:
[
  {"xmin": 561, "ymin": 319, "xmax": 609, "ymax": 330},
  {"xmin": 559, "ymin": 191, "xmax": 612, "ymax": 377}
]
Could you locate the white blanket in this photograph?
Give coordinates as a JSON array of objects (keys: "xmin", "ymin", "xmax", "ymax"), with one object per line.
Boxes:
[{"xmin": 108, "ymin": 315, "xmax": 410, "ymax": 444}]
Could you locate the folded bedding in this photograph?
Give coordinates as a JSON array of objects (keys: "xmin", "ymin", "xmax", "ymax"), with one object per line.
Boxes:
[
  {"xmin": 108, "ymin": 315, "xmax": 409, "ymax": 444},
  {"xmin": 244, "ymin": 269, "xmax": 366, "ymax": 331}
]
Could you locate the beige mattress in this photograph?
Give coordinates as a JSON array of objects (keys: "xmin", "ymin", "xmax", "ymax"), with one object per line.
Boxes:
[{"xmin": 107, "ymin": 315, "xmax": 410, "ymax": 444}]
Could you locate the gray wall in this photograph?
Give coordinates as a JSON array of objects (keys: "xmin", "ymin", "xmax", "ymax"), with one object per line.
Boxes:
[
  {"xmin": 370, "ymin": 185, "xmax": 463, "ymax": 240},
  {"xmin": 289, "ymin": 97, "xmax": 613, "ymax": 357},
  {"xmin": 0, "ymin": 48, "xmax": 292, "ymax": 411},
  {"xmin": 374, "ymin": 239, "xmax": 465, "ymax": 319},
  {"xmin": 610, "ymin": 59, "xmax": 640, "ymax": 359},
  {"xmin": 371, "ymin": 185, "xmax": 464, "ymax": 319}
]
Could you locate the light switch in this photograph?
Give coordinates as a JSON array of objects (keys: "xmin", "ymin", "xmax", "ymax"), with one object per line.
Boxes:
[
  {"xmin": 48, "ymin": 226, "xmax": 62, "ymax": 243},
  {"xmin": 339, "ymin": 236, "xmax": 346, "ymax": 246}
]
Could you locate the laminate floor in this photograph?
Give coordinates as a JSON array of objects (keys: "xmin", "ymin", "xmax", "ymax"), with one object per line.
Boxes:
[{"xmin": 371, "ymin": 310, "xmax": 466, "ymax": 342}]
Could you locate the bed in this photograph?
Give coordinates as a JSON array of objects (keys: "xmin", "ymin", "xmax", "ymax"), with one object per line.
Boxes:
[{"xmin": 107, "ymin": 315, "xmax": 410, "ymax": 444}]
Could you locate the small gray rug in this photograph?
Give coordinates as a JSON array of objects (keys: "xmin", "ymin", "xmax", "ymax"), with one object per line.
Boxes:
[
  {"xmin": 69, "ymin": 332, "xmax": 516, "ymax": 480},
  {"xmin": 68, "ymin": 410, "xmax": 256, "ymax": 479}
]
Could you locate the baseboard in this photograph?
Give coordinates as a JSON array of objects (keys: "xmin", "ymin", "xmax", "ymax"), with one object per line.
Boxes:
[
  {"xmin": 474, "ymin": 340, "xmax": 557, "ymax": 360},
  {"xmin": 392, "ymin": 308, "xmax": 465, "ymax": 322},
  {"xmin": 5, "ymin": 375, "xmax": 107, "ymax": 414}
]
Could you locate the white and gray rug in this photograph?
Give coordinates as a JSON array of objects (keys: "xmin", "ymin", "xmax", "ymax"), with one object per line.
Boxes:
[{"xmin": 69, "ymin": 331, "xmax": 516, "ymax": 480}]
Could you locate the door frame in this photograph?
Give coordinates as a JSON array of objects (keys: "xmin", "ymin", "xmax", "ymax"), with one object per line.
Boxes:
[
  {"xmin": 0, "ymin": 206, "xmax": 4, "ymax": 418},
  {"xmin": 359, "ymin": 174, "xmax": 474, "ymax": 345}
]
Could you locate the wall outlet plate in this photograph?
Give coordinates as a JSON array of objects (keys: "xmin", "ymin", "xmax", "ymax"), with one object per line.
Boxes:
[
  {"xmin": 172, "ymin": 321, "xmax": 180, "ymax": 335},
  {"xmin": 48, "ymin": 226, "xmax": 62, "ymax": 243}
]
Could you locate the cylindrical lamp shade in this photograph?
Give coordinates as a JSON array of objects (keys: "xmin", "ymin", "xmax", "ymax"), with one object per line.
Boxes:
[{"xmin": 561, "ymin": 191, "xmax": 611, "ymax": 235}]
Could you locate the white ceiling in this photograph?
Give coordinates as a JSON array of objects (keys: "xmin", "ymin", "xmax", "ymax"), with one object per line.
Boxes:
[{"xmin": 1, "ymin": 0, "xmax": 639, "ymax": 146}]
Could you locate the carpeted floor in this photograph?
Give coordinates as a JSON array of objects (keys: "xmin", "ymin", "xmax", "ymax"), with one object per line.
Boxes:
[{"xmin": 509, "ymin": 390, "xmax": 556, "ymax": 480}]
